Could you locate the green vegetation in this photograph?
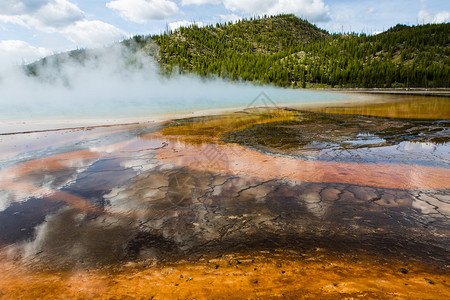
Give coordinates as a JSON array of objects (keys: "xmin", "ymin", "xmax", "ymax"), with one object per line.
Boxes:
[
  {"xmin": 24, "ymin": 15, "xmax": 449, "ymax": 89},
  {"xmin": 150, "ymin": 14, "xmax": 449, "ymax": 88}
]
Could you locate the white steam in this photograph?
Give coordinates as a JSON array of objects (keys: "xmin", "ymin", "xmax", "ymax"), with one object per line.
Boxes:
[{"xmin": 0, "ymin": 43, "xmax": 344, "ymax": 133}]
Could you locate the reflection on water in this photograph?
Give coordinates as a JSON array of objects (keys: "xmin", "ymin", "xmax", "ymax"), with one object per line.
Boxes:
[
  {"xmin": 308, "ymin": 95, "xmax": 450, "ymax": 120},
  {"xmin": 319, "ymin": 140, "xmax": 449, "ymax": 166},
  {"xmin": 222, "ymin": 109, "xmax": 449, "ymax": 167},
  {"xmin": 342, "ymin": 133, "xmax": 387, "ymax": 146},
  {"xmin": 0, "ymin": 96, "xmax": 449, "ymax": 298}
]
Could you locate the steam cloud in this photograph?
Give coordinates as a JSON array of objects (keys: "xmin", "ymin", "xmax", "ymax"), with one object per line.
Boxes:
[{"xmin": 0, "ymin": 43, "xmax": 343, "ymax": 133}]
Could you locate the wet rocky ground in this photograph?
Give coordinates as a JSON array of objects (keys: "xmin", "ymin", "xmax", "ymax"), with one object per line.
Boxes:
[
  {"xmin": 0, "ymin": 98, "xmax": 449, "ymax": 298},
  {"xmin": 223, "ymin": 110, "xmax": 450, "ymax": 165}
]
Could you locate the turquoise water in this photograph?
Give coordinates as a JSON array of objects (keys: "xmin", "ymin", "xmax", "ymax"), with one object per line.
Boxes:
[
  {"xmin": 0, "ymin": 77, "xmax": 347, "ymax": 122},
  {"xmin": 0, "ymin": 51, "xmax": 349, "ymax": 131}
]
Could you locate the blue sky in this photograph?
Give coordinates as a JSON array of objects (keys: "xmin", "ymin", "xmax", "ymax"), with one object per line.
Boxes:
[{"xmin": 0, "ymin": 0, "xmax": 448, "ymax": 64}]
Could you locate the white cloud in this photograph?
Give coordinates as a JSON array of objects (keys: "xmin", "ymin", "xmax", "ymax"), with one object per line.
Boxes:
[
  {"xmin": 0, "ymin": 0, "xmax": 127, "ymax": 49},
  {"xmin": 266, "ymin": 0, "xmax": 330, "ymax": 22},
  {"xmin": 0, "ymin": 14, "xmax": 28, "ymax": 26},
  {"xmin": 0, "ymin": 0, "xmax": 48, "ymax": 15},
  {"xmin": 106, "ymin": 0, "xmax": 179, "ymax": 23},
  {"xmin": 33, "ymin": 0, "xmax": 84, "ymax": 28},
  {"xmin": 168, "ymin": 20, "xmax": 205, "ymax": 31},
  {"xmin": 218, "ymin": 13, "xmax": 242, "ymax": 23},
  {"xmin": 0, "ymin": 40, "xmax": 52, "ymax": 64},
  {"xmin": 0, "ymin": 0, "xmax": 84, "ymax": 29},
  {"xmin": 221, "ymin": 0, "xmax": 330, "ymax": 22},
  {"xmin": 367, "ymin": 7, "xmax": 375, "ymax": 15},
  {"xmin": 418, "ymin": 9, "xmax": 449, "ymax": 24},
  {"xmin": 223, "ymin": 0, "xmax": 277, "ymax": 14},
  {"xmin": 181, "ymin": 0, "xmax": 220, "ymax": 5},
  {"xmin": 62, "ymin": 20, "xmax": 127, "ymax": 48}
]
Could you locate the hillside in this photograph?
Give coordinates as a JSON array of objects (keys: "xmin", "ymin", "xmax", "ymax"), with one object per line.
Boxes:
[
  {"xmin": 152, "ymin": 14, "xmax": 329, "ymax": 81},
  {"xmin": 24, "ymin": 39, "xmax": 158, "ymax": 82},
  {"xmin": 24, "ymin": 14, "xmax": 449, "ymax": 89},
  {"xmin": 152, "ymin": 15, "xmax": 449, "ymax": 88}
]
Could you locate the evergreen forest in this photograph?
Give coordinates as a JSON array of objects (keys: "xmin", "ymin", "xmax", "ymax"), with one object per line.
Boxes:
[{"xmin": 149, "ymin": 14, "xmax": 449, "ymax": 88}]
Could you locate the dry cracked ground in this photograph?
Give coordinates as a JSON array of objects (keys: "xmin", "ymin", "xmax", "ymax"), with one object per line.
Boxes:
[{"xmin": 0, "ymin": 99, "xmax": 449, "ymax": 298}]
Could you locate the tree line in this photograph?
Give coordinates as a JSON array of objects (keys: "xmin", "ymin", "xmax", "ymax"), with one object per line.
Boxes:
[{"xmin": 127, "ymin": 14, "xmax": 450, "ymax": 88}]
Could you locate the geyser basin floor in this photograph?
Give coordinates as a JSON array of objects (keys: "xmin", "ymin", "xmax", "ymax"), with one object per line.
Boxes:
[
  {"xmin": 1, "ymin": 250, "xmax": 448, "ymax": 299},
  {"xmin": 0, "ymin": 96, "xmax": 449, "ymax": 298}
]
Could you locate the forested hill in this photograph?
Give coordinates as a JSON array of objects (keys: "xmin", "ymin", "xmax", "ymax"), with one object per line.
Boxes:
[
  {"xmin": 24, "ymin": 14, "xmax": 449, "ymax": 89},
  {"xmin": 150, "ymin": 14, "xmax": 449, "ymax": 88}
]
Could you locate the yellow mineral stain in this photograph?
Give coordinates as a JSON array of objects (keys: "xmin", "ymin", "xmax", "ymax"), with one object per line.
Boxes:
[
  {"xmin": 306, "ymin": 96, "xmax": 450, "ymax": 119},
  {"xmin": 160, "ymin": 108, "xmax": 298, "ymax": 144}
]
